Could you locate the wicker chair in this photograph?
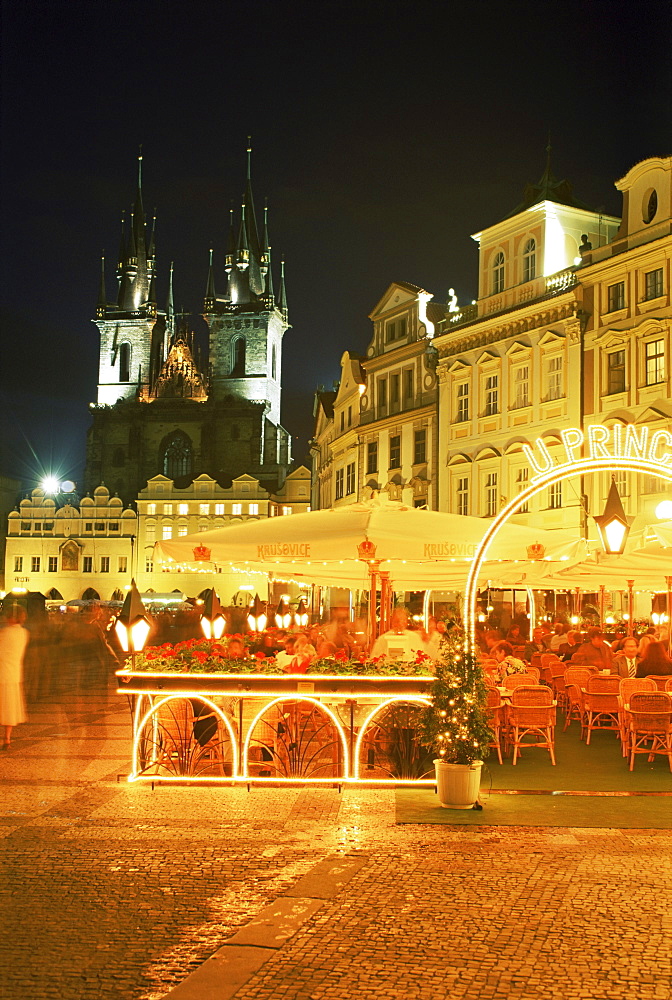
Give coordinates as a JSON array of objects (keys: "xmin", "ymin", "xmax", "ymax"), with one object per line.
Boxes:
[
  {"xmin": 526, "ymin": 666, "xmax": 541, "ymax": 681},
  {"xmin": 583, "ymin": 674, "xmax": 621, "ymax": 744},
  {"xmin": 618, "ymin": 677, "xmax": 657, "ymax": 756},
  {"xmin": 645, "ymin": 674, "xmax": 672, "ymax": 691},
  {"xmin": 628, "ymin": 692, "xmax": 672, "ymax": 772},
  {"xmin": 503, "ymin": 672, "xmax": 539, "ymax": 690},
  {"xmin": 485, "ymin": 688, "xmax": 504, "ymax": 764},
  {"xmin": 666, "ymin": 677, "xmax": 672, "ymax": 693},
  {"xmin": 508, "ymin": 685, "xmax": 557, "ymax": 766},
  {"xmin": 563, "ymin": 668, "xmax": 593, "ymax": 733}
]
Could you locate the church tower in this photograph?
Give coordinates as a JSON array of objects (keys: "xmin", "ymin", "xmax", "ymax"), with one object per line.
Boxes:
[
  {"xmin": 95, "ymin": 152, "xmax": 164, "ymax": 404},
  {"xmin": 85, "ymin": 145, "xmax": 292, "ymax": 504},
  {"xmin": 204, "ymin": 140, "xmax": 288, "ymax": 429}
]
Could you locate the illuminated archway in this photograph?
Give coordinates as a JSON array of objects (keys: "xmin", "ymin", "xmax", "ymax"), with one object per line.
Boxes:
[
  {"xmin": 353, "ymin": 696, "xmax": 432, "ymax": 782},
  {"xmin": 465, "ymin": 456, "xmax": 672, "ymax": 649},
  {"xmin": 242, "ymin": 697, "xmax": 349, "ymax": 780}
]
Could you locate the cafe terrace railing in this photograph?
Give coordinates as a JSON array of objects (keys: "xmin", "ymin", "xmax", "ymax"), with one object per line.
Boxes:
[{"xmin": 117, "ymin": 645, "xmax": 436, "ymax": 786}]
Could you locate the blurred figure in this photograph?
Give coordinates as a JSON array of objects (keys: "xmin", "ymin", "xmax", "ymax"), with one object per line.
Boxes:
[
  {"xmin": 524, "ymin": 627, "xmax": 546, "ymax": 661},
  {"xmin": 571, "ymin": 628, "xmax": 614, "ymax": 670},
  {"xmin": 370, "ymin": 609, "xmax": 428, "ymax": 661},
  {"xmin": 0, "ymin": 606, "xmax": 29, "ymax": 749},
  {"xmin": 636, "ymin": 640, "xmax": 672, "ymax": 678}
]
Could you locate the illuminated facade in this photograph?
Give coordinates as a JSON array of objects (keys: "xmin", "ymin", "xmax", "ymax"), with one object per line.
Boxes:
[
  {"xmin": 311, "ymin": 282, "xmax": 442, "ymax": 510},
  {"xmin": 86, "ymin": 147, "xmax": 292, "ymax": 504},
  {"xmin": 434, "ymin": 154, "xmax": 672, "ymax": 534}
]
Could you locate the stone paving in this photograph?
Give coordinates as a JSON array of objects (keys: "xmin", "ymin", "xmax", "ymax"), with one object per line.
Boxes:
[{"xmin": 1, "ymin": 674, "xmax": 671, "ymax": 1000}]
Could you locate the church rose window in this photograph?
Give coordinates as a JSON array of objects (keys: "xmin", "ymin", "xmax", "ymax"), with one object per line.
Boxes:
[{"xmin": 162, "ymin": 432, "xmax": 193, "ymax": 479}]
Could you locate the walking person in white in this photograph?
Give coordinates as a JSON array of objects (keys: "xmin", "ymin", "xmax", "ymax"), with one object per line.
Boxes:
[{"xmin": 0, "ymin": 605, "xmax": 29, "ymax": 750}]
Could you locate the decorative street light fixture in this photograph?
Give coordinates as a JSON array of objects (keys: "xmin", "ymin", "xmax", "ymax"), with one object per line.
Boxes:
[
  {"xmin": 114, "ymin": 579, "xmax": 153, "ymax": 668},
  {"xmin": 594, "ymin": 478, "xmax": 631, "ymax": 555},
  {"xmin": 275, "ymin": 597, "xmax": 292, "ymax": 629},
  {"xmin": 247, "ymin": 593, "xmax": 267, "ymax": 633},
  {"xmin": 200, "ymin": 588, "xmax": 226, "ymax": 640},
  {"xmin": 294, "ymin": 597, "xmax": 309, "ymax": 628}
]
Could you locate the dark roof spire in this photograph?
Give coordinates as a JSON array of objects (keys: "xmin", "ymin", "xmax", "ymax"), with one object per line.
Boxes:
[
  {"xmin": 237, "ymin": 197, "xmax": 249, "ymax": 268},
  {"xmin": 148, "ymin": 208, "xmax": 156, "ymax": 261},
  {"xmin": 264, "ymin": 244, "xmax": 275, "ymax": 302},
  {"xmin": 278, "ymin": 257, "xmax": 288, "ymax": 318},
  {"xmin": 225, "ymin": 205, "xmax": 235, "ymax": 273},
  {"xmin": 117, "ymin": 211, "xmax": 126, "ymax": 270},
  {"xmin": 204, "ymin": 249, "xmax": 216, "ymax": 308},
  {"xmin": 502, "ymin": 139, "xmax": 591, "ymax": 220},
  {"xmin": 167, "ymin": 261, "xmax": 175, "ymax": 331},
  {"xmin": 97, "ymin": 254, "xmax": 107, "ymax": 317}
]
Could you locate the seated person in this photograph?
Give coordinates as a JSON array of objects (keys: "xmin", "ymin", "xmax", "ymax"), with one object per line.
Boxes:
[
  {"xmin": 612, "ymin": 636, "xmax": 641, "ymax": 678},
  {"xmin": 571, "ymin": 627, "xmax": 614, "ymax": 670},
  {"xmin": 636, "ymin": 640, "xmax": 672, "ymax": 678},
  {"xmin": 491, "ymin": 641, "xmax": 527, "ymax": 679},
  {"xmin": 524, "ymin": 627, "xmax": 546, "ymax": 661},
  {"xmin": 370, "ymin": 609, "xmax": 428, "ymax": 661}
]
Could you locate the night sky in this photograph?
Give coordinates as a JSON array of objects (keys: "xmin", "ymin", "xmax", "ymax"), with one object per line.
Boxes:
[{"xmin": 1, "ymin": 0, "xmax": 671, "ymax": 491}]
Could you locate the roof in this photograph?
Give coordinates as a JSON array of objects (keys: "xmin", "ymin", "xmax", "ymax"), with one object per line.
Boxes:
[{"xmin": 502, "ymin": 154, "xmax": 591, "ymax": 221}]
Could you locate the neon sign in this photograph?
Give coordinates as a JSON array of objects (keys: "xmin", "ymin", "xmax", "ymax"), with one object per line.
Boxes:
[{"xmin": 522, "ymin": 424, "xmax": 672, "ymax": 482}]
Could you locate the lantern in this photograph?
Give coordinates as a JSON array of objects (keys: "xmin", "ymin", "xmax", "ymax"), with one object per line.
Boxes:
[
  {"xmin": 114, "ymin": 580, "xmax": 153, "ymax": 661},
  {"xmin": 594, "ymin": 478, "xmax": 631, "ymax": 555},
  {"xmin": 295, "ymin": 597, "xmax": 309, "ymax": 628},
  {"xmin": 200, "ymin": 588, "xmax": 226, "ymax": 640},
  {"xmin": 247, "ymin": 594, "xmax": 267, "ymax": 632},
  {"xmin": 275, "ymin": 597, "xmax": 292, "ymax": 629}
]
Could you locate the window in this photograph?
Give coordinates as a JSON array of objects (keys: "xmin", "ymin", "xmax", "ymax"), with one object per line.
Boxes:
[
  {"xmin": 347, "ymin": 405, "xmax": 352, "ymax": 427},
  {"xmin": 346, "ymin": 462, "xmax": 355, "ymax": 495},
  {"xmin": 389, "ymin": 435, "xmax": 401, "ymax": 469},
  {"xmin": 162, "ymin": 503, "xmax": 173, "ymax": 515},
  {"xmin": 386, "ymin": 321, "xmax": 396, "ymax": 343},
  {"xmin": 118, "ymin": 557, "xmax": 127, "ymax": 573},
  {"xmin": 119, "ymin": 342, "xmax": 131, "ymax": 382},
  {"xmin": 607, "ymin": 350, "xmax": 626, "ymax": 394},
  {"xmin": 177, "ymin": 525, "xmax": 188, "ymax": 536},
  {"xmin": 547, "ymin": 356, "xmax": 563, "ymax": 400},
  {"xmin": 484, "ymin": 375, "xmax": 499, "ymax": 416},
  {"xmin": 522, "ymin": 238, "xmax": 536, "ymax": 282},
  {"xmin": 515, "ymin": 467, "xmax": 529, "ymax": 513},
  {"xmin": 14, "ymin": 557, "xmax": 22, "ymax": 572},
  {"xmin": 282, "ymin": 506, "xmax": 292, "ymax": 515},
  {"xmin": 378, "ymin": 379, "xmax": 387, "ymax": 413},
  {"xmin": 645, "ymin": 339, "xmax": 665, "ymax": 385},
  {"xmin": 271, "ymin": 344, "xmax": 277, "ymax": 380},
  {"xmin": 199, "ymin": 503, "xmax": 209, "ymax": 515},
  {"xmin": 95, "ymin": 522, "xmax": 105, "ymax": 532},
  {"xmin": 34, "ymin": 523, "xmax": 42, "ymax": 532},
  {"xmin": 248, "ymin": 503, "xmax": 259, "ymax": 515},
  {"xmin": 147, "ymin": 503, "xmax": 156, "ymax": 515},
  {"xmin": 162, "ymin": 432, "xmax": 193, "ymax": 480},
  {"xmin": 100, "ymin": 556, "xmax": 110, "ymax": 573},
  {"xmin": 335, "ymin": 469, "xmax": 344, "ymax": 500},
  {"xmin": 340, "ymin": 411, "xmax": 345, "ymax": 432},
  {"xmin": 178, "ymin": 503, "xmax": 189, "ymax": 515},
  {"xmin": 48, "ymin": 556, "xmax": 58, "ymax": 572},
  {"xmin": 83, "ymin": 556, "xmax": 93, "ymax": 573},
  {"xmin": 613, "ymin": 470, "xmax": 627, "ymax": 496},
  {"xmin": 456, "ymin": 383, "xmax": 469, "ymax": 422},
  {"xmin": 645, "ymin": 268, "xmax": 663, "ymax": 300},
  {"xmin": 390, "ymin": 374, "xmax": 400, "ymax": 404},
  {"xmin": 457, "ymin": 477, "xmax": 469, "ymax": 516},
  {"xmin": 145, "ymin": 557, "xmax": 153, "ymax": 573},
  {"xmin": 21, "ymin": 522, "xmax": 30, "ymax": 532},
  {"xmin": 232, "ymin": 337, "xmax": 246, "ymax": 376},
  {"xmin": 231, "ymin": 503, "xmax": 242, "ymax": 516},
  {"xmin": 414, "ymin": 429, "xmax": 426, "ymax": 465},
  {"xmin": 31, "ymin": 556, "xmax": 40, "ymax": 572},
  {"xmin": 366, "ymin": 441, "xmax": 378, "ymax": 475},
  {"xmin": 145, "ymin": 525, "xmax": 156, "ymax": 543},
  {"xmin": 44, "ymin": 522, "xmax": 53, "ymax": 532},
  {"xmin": 607, "ymin": 281, "xmax": 625, "ymax": 312},
  {"xmin": 109, "ymin": 522, "xmax": 119, "ymax": 532},
  {"xmin": 485, "ymin": 473, "xmax": 498, "ymax": 516},
  {"xmin": 215, "ymin": 503, "xmax": 224, "ymax": 515},
  {"xmin": 492, "ymin": 251, "xmax": 505, "ymax": 294},
  {"xmin": 162, "ymin": 525, "xmax": 172, "ymax": 540},
  {"xmin": 549, "ymin": 482, "xmax": 562, "ymax": 509},
  {"xmin": 404, "ymin": 369, "xmax": 413, "ymax": 400},
  {"xmin": 514, "ymin": 366, "xmax": 529, "ymax": 408}
]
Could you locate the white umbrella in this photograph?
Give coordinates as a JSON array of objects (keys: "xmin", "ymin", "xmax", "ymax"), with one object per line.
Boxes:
[{"xmin": 154, "ymin": 498, "xmax": 585, "ymax": 589}]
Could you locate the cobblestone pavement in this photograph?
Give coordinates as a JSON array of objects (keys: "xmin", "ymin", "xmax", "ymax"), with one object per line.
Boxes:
[{"xmin": 1, "ymin": 677, "xmax": 671, "ymax": 1000}]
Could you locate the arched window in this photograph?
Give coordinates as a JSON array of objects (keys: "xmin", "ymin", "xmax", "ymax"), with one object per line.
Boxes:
[
  {"xmin": 162, "ymin": 432, "xmax": 193, "ymax": 480},
  {"xmin": 271, "ymin": 344, "xmax": 277, "ymax": 380},
  {"xmin": 82, "ymin": 588, "xmax": 100, "ymax": 601},
  {"xmin": 492, "ymin": 251, "xmax": 505, "ymax": 294},
  {"xmin": 522, "ymin": 238, "xmax": 536, "ymax": 283},
  {"xmin": 231, "ymin": 337, "xmax": 246, "ymax": 377},
  {"xmin": 119, "ymin": 343, "xmax": 131, "ymax": 382}
]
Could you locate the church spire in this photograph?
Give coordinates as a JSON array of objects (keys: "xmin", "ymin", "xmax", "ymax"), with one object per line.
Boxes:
[
  {"xmin": 97, "ymin": 254, "xmax": 107, "ymax": 317},
  {"xmin": 225, "ymin": 206, "xmax": 235, "ymax": 273},
  {"xmin": 167, "ymin": 261, "xmax": 175, "ymax": 334},
  {"xmin": 204, "ymin": 249, "xmax": 216, "ymax": 310},
  {"xmin": 278, "ymin": 257, "xmax": 288, "ymax": 319},
  {"xmin": 237, "ymin": 197, "xmax": 249, "ymax": 270}
]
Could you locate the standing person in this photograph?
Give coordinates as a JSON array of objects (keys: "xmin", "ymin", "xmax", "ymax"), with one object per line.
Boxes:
[
  {"xmin": 612, "ymin": 637, "xmax": 641, "ymax": 678},
  {"xmin": 0, "ymin": 605, "xmax": 29, "ymax": 750}
]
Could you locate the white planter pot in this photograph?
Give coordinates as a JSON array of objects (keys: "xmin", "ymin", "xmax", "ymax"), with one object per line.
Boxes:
[{"xmin": 434, "ymin": 759, "xmax": 483, "ymax": 809}]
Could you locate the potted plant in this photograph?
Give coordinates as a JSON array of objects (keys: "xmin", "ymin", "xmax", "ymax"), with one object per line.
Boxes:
[{"xmin": 420, "ymin": 627, "xmax": 493, "ymax": 809}]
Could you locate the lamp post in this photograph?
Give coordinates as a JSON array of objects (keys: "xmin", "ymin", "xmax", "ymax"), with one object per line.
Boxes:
[
  {"xmin": 200, "ymin": 588, "xmax": 226, "ymax": 640},
  {"xmin": 247, "ymin": 594, "xmax": 267, "ymax": 633},
  {"xmin": 594, "ymin": 478, "xmax": 631, "ymax": 555},
  {"xmin": 114, "ymin": 579, "xmax": 153, "ymax": 671}
]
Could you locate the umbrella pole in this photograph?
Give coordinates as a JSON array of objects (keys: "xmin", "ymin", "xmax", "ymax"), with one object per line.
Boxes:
[
  {"xmin": 599, "ymin": 585, "xmax": 606, "ymax": 627},
  {"xmin": 666, "ymin": 576, "xmax": 672, "ymax": 635},
  {"xmin": 379, "ymin": 571, "xmax": 391, "ymax": 634},
  {"xmin": 368, "ymin": 562, "xmax": 379, "ymax": 647},
  {"xmin": 627, "ymin": 579, "xmax": 635, "ymax": 636}
]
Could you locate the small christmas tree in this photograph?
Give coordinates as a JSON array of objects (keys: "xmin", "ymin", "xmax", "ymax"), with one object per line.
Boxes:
[{"xmin": 420, "ymin": 627, "xmax": 492, "ymax": 766}]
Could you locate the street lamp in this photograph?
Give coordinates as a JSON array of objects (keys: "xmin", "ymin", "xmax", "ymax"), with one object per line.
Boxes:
[
  {"xmin": 594, "ymin": 478, "xmax": 631, "ymax": 555},
  {"xmin": 295, "ymin": 597, "xmax": 309, "ymax": 628},
  {"xmin": 247, "ymin": 594, "xmax": 267, "ymax": 632},
  {"xmin": 114, "ymin": 579, "xmax": 153, "ymax": 668},
  {"xmin": 200, "ymin": 588, "xmax": 226, "ymax": 640},
  {"xmin": 275, "ymin": 597, "xmax": 292, "ymax": 629}
]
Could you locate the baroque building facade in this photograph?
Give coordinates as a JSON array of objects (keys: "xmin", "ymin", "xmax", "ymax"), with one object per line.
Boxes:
[
  {"xmin": 434, "ymin": 154, "xmax": 672, "ymax": 536},
  {"xmin": 311, "ymin": 282, "xmax": 442, "ymax": 509}
]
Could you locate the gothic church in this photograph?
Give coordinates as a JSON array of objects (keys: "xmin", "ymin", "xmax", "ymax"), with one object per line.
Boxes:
[{"xmin": 85, "ymin": 147, "xmax": 292, "ymax": 504}]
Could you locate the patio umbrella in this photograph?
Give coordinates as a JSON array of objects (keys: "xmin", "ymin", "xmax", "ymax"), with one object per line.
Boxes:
[{"xmin": 154, "ymin": 498, "xmax": 585, "ymax": 590}]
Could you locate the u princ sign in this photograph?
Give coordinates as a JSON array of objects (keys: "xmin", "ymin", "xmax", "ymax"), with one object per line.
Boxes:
[{"xmin": 522, "ymin": 424, "xmax": 672, "ymax": 482}]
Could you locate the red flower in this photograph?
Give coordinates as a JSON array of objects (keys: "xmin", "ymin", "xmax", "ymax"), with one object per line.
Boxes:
[{"xmin": 255, "ymin": 652, "xmax": 266, "ymax": 660}]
